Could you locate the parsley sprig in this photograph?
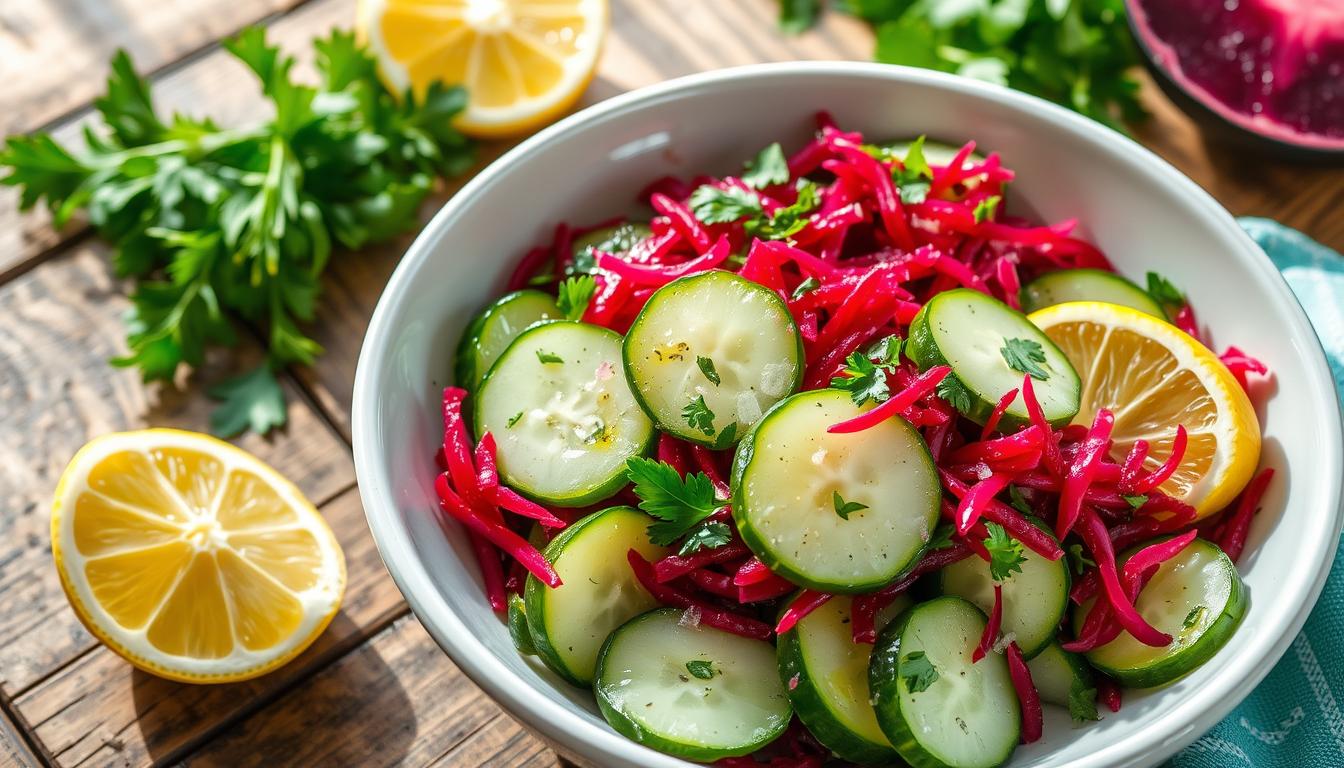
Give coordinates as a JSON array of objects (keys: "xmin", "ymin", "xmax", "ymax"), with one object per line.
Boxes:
[
  {"xmin": 984, "ymin": 522, "xmax": 1028, "ymax": 581},
  {"xmin": 688, "ymin": 179, "xmax": 820, "ymax": 241},
  {"xmin": 624, "ymin": 457, "xmax": 727, "ymax": 548},
  {"xmin": 1000, "ymin": 337, "xmax": 1050, "ymax": 380},
  {"xmin": 0, "ymin": 27, "xmax": 474, "ymax": 436},
  {"xmin": 830, "ymin": 334, "xmax": 903, "ymax": 406}
]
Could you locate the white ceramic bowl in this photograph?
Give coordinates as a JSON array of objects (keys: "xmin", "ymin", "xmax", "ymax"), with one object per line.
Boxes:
[{"xmin": 353, "ymin": 63, "xmax": 1344, "ymax": 767}]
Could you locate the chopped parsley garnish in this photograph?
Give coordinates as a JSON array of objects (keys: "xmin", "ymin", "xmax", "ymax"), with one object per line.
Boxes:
[
  {"xmin": 984, "ymin": 522, "xmax": 1027, "ymax": 581},
  {"xmin": 685, "ymin": 660, "xmax": 716, "ymax": 680},
  {"xmin": 791, "ymin": 276, "xmax": 821, "ymax": 300},
  {"xmin": 832, "ymin": 491, "xmax": 869, "ymax": 521},
  {"xmin": 689, "ymin": 185, "xmax": 763, "ymax": 224},
  {"xmin": 679, "ymin": 521, "xmax": 733, "ymax": 556},
  {"xmin": 900, "ymin": 651, "xmax": 939, "ymax": 693},
  {"xmin": 682, "ymin": 395, "xmax": 717, "ymax": 437},
  {"xmin": 936, "ymin": 373, "xmax": 973, "ymax": 414},
  {"xmin": 506, "ymin": 411, "xmax": 524, "ymax": 428},
  {"xmin": 1069, "ymin": 680, "xmax": 1101, "ymax": 723},
  {"xmin": 742, "ymin": 142, "xmax": 790, "ymax": 189},
  {"xmin": 535, "ymin": 350, "xmax": 564, "ymax": 364},
  {"xmin": 1008, "ymin": 485, "xmax": 1033, "ymax": 516},
  {"xmin": 1183, "ymin": 605, "xmax": 1208, "ymax": 631},
  {"xmin": 1000, "ymin": 337, "xmax": 1050, "ymax": 380},
  {"xmin": 713, "ymin": 422, "xmax": 738, "ymax": 450},
  {"xmin": 624, "ymin": 457, "xmax": 724, "ymax": 547},
  {"xmin": 928, "ymin": 522, "xmax": 957, "ymax": 550},
  {"xmin": 865, "ymin": 334, "xmax": 904, "ymax": 367},
  {"xmin": 696, "ymin": 355, "xmax": 721, "ymax": 386},
  {"xmin": 889, "ymin": 137, "xmax": 935, "ymax": 205},
  {"xmin": 557, "ymin": 275, "xmax": 596, "ymax": 321},
  {"xmin": 1066, "ymin": 543, "xmax": 1096, "ymax": 576},
  {"xmin": 830, "ymin": 335, "xmax": 902, "ymax": 406},
  {"xmin": 1146, "ymin": 271, "xmax": 1185, "ymax": 313},
  {"xmin": 973, "ymin": 195, "xmax": 1001, "ymax": 223},
  {"xmin": 1121, "ymin": 493, "xmax": 1149, "ymax": 510},
  {"xmin": 747, "ymin": 180, "xmax": 820, "ymax": 241}
]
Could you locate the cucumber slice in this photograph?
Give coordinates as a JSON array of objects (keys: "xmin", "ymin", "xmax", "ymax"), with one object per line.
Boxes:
[
  {"xmin": 1020, "ymin": 269, "xmax": 1164, "ymax": 317},
  {"xmin": 507, "ymin": 593, "xmax": 537, "ymax": 657},
  {"xmin": 778, "ymin": 593, "xmax": 912, "ymax": 765},
  {"xmin": 1077, "ymin": 537, "xmax": 1247, "ymax": 689},
  {"xmin": 624, "ymin": 270, "xmax": 803, "ymax": 448},
  {"xmin": 732, "ymin": 389, "xmax": 941, "ymax": 593},
  {"xmin": 908, "ymin": 288, "xmax": 1080, "ymax": 429},
  {"xmin": 1026, "ymin": 642, "xmax": 1097, "ymax": 714},
  {"xmin": 870, "ymin": 597, "xmax": 1021, "ymax": 768},
  {"xmin": 571, "ymin": 222, "xmax": 652, "ymax": 274},
  {"xmin": 475, "ymin": 321, "xmax": 655, "ymax": 506},
  {"xmin": 939, "ymin": 519, "xmax": 1070, "ymax": 659},
  {"xmin": 524, "ymin": 506, "xmax": 668, "ymax": 686},
  {"xmin": 455, "ymin": 290, "xmax": 561, "ymax": 388},
  {"xmin": 594, "ymin": 607, "xmax": 792, "ymax": 761}
]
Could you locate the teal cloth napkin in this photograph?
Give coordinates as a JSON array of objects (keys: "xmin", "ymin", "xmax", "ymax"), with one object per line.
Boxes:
[{"xmin": 1170, "ymin": 218, "xmax": 1344, "ymax": 767}]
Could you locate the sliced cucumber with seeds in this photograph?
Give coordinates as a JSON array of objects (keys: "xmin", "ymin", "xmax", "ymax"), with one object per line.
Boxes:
[
  {"xmin": 507, "ymin": 593, "xmax": 537, "ymax": 657},
  {"xmin": 939, "ymin": 519, "xmax": 1070, "ymax": 659},
  {"xmin": 524, "ymin": 506, "xmax": 668, "ymax": 686},
  {"xmin": 870, "ymin": 597, "xmax": 1020, "ymax": 768},
  {"xmin": 908, "ymin": 288, "xmax": 1080, "ymax": 429},
  {"xmin": 1020, "ymin": 269, "xmax": 1164, "ymax": 317},
  {"xmin": 1077, "ymin": 537, "xmax": 1247, "ymax": 689},
  {"xmin": 570, "ymin": 222, "xmax": 652, "ymax": 274},
  {"xmin": 595, "ymin": 607, "xmax": 792, "ymax": 761},
  {"xmin": 731, "ymin": 389, "xmax": 941, "ymax": 593},
  {"xmin": 475, "ymin": 321, "xmax": 655, "ymax": 506},
  {"xmin": 1027, "ymin": 642, "xmax": 1097, "ymax": 715},
  {"xmin": 777, "ymin": 593, "xmax": 912, "ymax": 765},
  {"xmin": 455, "ymin": 290, "xmax": 561, "ymax": 388},
  {"xmin": 624, "ymin": 270, "xmax": 803, "ymax": 448}
]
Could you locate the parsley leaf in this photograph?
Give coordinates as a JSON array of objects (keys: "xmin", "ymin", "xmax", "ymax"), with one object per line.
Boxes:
[
  {"xmin": 1008, "ymin": 485, "xmax": 1033, "ymax": 516},
  {"xmin": 207, "ymin": 365, "xmax": 287, "ymax": 438},
  {"xmin": 936, "ymin": 373, "xmax": 973, "ymax": 414},
  {"xmin": 689, "ymin": 185, "xmax": 762, "ymax": 224},
  {"xmin": 973, "ymin": 195, "xmax": 1001, "ymax": 223},
  {"xmin": 900, "ymin": 651, "xmax": 939, "ymax": 693},
  {"xmin": 507, "ymin": 411, "xmax": 524, "ymax": 428},
  {"xmin": 927, "ymin": 522, "xmax": 957, "ymax": 550},
  {"xmin": 0, "ymin": 27, "xmax": 475, "ymax": 436},
  {"xmin": 1182, "ymin": 605, "xmax": 1208, "ymax": 631},
  {"xmin": 697, "ymin": 355, "xmax": 722, "ymax": 386},
  {"xmin": 683, "ymin": 395, "xmax": 717, "ymax": 437},
  {"xmin": 866, "ymin": 334, "xmax": 904, "ymax": 367},
  {"xmin": 557, "ymin": 275, "xmax": 596, "ymax": 321},
  {"xmin": 830, "ymin": 351, "xmax": 891, "ymax": 406},
  {"xmin": 1146, "ymin": 271, "xmax": 1186, "ymax": 313},
  {"xmin": 746, "ymin": 180, "xmax": 820, "ymax": 241},
  {"xmin": 685, "ymin": 660, "xmax": 716, "ymax": 680},
  {"xmin": 625, "ymin": 457, "xmax": 724, "ymax": 546},
  {"xmin": 679, "ymin": 521, "xmax": 732, "ymax": 556},
  {"xmin": 984, "ymin": 522, "xmax": 1027, "ymax": 581},
  {"xmin": 1121, "ymin": 493, "xmax": 1149, "ymax": 510},
  {"xmin": 832, "ymin": 491, "xmax": 869, "ymax": 520},
  {"xmin": 536, "ymin": 350, "xmax": 564, "ymax": 364},
  {"xmin": 1000, "ymin": 337, "xmax": 1050, "ymax": 380},
  {"xmin": 742, "ymin": 142, "xmax": 790, "ymax": 189},
  {"xmin": 713, "ymin": 422, "xmax": 738, "ymax": 450},
  {"xmin": 900, "ymin": 136, "xmax": 933, "ymax": 180},
  {"xmin": 1067, "ymin": 543, "xmax": 1096, "ymax": 575},
  {"xmin": 1069, "ymin": 680, "xmax": 1101, "ymax": 722},
  {"xmin": 777, "ymin": 0, "xmax": 823, "ymax": 34},
  {"xmin": 791, "ymin": 276, "xmax": 821, "ymax": 300},
  {"xmin": 890, "ymin": 136, "xmax": 935, "ymax": 205}
]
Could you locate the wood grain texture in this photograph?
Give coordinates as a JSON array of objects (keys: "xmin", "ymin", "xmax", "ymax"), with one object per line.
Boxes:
[
  {"xmin": 178, "ymin": 615, "xmax": 540, "ymax": 767},
  {"xmin": 13, "ymin": 488, "xmax": 406, "ymax": 768},
  {"xmin": 0, "ymin": 710, "xmax": 40, "ymax": 768},
  {"xmin": 0, "ymin": 240, "xmax": 356, "ymax": 698}
]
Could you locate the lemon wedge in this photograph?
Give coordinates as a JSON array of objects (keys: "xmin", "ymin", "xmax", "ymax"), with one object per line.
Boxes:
[
  {"xmin": 1028, "ymin": 302, "xmax": 1260, "ymax": 518},
  {"xmin": 51, "ymin": 429, "xmax": 345, "ymax": 683},
  {"xmin": 357, "ymin": 0, "xmax": 609, "ymax": 137}
]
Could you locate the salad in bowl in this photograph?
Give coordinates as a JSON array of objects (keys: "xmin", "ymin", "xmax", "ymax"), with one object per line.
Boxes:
[{"xmin": 425, "ymin": 114, "xmax": 1275, "ymax": 768}]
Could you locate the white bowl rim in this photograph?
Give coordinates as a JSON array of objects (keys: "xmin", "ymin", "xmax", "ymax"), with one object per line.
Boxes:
[{"xmin": 352, "ymin": 61, "xmax": 1344, "ymax": 768}]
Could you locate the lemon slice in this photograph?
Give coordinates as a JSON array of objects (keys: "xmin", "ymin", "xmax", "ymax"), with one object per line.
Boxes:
[
  {"xmin": 1028, "ymin": 302, "xmax": 1260, "ymax": 518},
  {"xmin": 357, "ymin": 0, "xmax": 609, "ymax": 137},
  {"xmin": 51, "ymin": 430, "xmax": 346, "ymax": 683}
]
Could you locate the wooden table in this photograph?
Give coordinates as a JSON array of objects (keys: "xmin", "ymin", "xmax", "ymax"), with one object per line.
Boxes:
[{"xmin": 0, "ymin": 1, "xmax": 1339, "ymax": 765}]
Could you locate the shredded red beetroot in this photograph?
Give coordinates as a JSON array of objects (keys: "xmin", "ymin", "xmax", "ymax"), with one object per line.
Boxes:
[
  {"xmin": 1098, "ymin": 675, "xmax": 1124, "ymax": 712},
  {"xmin": 441, "ymin": 116, "xmax": 1276, "ymax": 757},
  {"xmin": 973, "ymin": 584, "xmax": 1004, "ymax": 663},
  {"xmin": 1005, "ymin": 642, "xmax": 1044, "ymax": 743}
]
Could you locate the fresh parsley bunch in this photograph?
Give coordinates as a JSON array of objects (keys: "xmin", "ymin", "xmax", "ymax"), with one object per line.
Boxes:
[
  {"xmin": 0, "ymin": 27, "xmax": 474, "ymax": 435},
  {"xmin": 780, "ymin": 0, "xmax": 1147, "ymax": 132}
]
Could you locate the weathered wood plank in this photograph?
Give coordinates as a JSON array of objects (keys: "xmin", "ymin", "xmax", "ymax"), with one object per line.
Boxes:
[
  {"xmin": 0, "ymin": 709, "xmax": 40, "ymax": 768},
  {"xmin": 427, "ymin": 714, "xmax": 563, "ymax": 768},
  {"xmin": 12, "ymin": 487, "xmax": 405, "ymax": 768},
  {"xmin": 0, "ymin": 0, "xmax": 312, "ymax": 137},
  {"xmin": 177, "ymin": 615, "xmax": 511, "ymax": 767},
  {"xmin": 0, "ymin": 239, "xmax": 357, "ymax": 697}
]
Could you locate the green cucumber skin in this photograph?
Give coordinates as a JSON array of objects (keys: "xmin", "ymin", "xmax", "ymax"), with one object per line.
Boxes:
[
  {"xmin": 1019, "ymin": 269, "xmax": 1164, "ymax": 317},
  {"xmin": 593, "ymin": 608, "xmax": 791, "ymax": 762},
  {"xmin": 507, "ymin": 593, "xmax": 537, "ymax": 657},
  {"xmin": 454, "ymin": 289, "xmax": 559, "ymax": 388},
  {"xmin": 524, "ymin": 506, "xmax": 644, "ymax": 687},
  {"xmin": 869, "ymin": 597, "xmax": 1019, "ymax": 768},
  {"xmin": 1081, "ymin": 542, "xmax": 1249, "ymax": 689},
  {"xmin": 1028, "ymin": 642, "xmax": 1096, "ymax": 708},
  {"xmin": 776, "ymin": 624, "xmax": 903, "ymax": 765},
  {"xmin": 729, "ymin": 391, "xmax": 938, "ymax": 594},
  {"xmin": 907, "ymin": 290, "xmax": 1079, "ymax": 431},
  {"xmin": 474, "ymin": 321, "xmax": 655, "ymax": 508},
  {"xmin": 621, "ymin": 270, "xmax": 804, "ymax": 449}
]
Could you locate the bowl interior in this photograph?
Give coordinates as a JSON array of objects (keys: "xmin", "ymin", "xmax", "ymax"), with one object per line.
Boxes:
[{"xmin": 353, "ymin": 64, "xmax": 1342, "ymax": 768}]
